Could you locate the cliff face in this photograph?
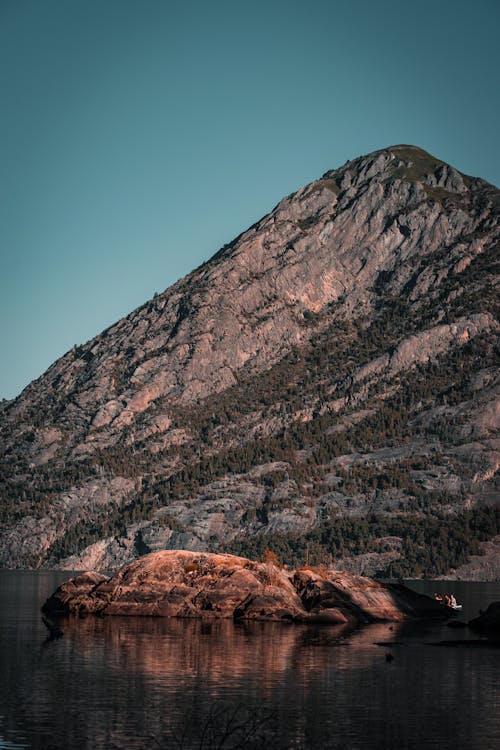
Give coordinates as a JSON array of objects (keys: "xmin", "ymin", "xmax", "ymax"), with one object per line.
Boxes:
[{"xmin": 1, "ymin": 145, "xmax": 499, "ymax": 575}]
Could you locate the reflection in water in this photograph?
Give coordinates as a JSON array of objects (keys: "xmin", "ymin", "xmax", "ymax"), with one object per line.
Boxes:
[
  {"xmin": 0, "ymin": 572, "xmax": 499, "ymax": 750},
  {"xmin": 61, "ymin": 616, "xmax": 386, "ymax": 685},
  {"xmin": 59, "ymin": 615, "xmax": 423, "ymax": 690}
]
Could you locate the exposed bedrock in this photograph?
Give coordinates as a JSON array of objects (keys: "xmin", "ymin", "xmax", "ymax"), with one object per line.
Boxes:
[
  {"xmin": 2, "ymin": 144, "xmax": 498, "ymax": 576},
  {"xmin": 42, "ymin": 550, "xmax": 450, "ymax": 625}
]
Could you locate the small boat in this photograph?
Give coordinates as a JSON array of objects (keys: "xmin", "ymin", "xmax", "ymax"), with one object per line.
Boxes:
[{"xmin": 434, "ymin": 594, "xmax": 462, "ymax": 610}]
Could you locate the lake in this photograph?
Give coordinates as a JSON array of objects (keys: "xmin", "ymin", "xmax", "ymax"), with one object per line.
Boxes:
[{"xmin": 0, "ymin": 572, "xmax": 498, "ymax": 749}]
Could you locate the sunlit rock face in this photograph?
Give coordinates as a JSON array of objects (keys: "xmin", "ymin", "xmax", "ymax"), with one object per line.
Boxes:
[
  {"xmin": 42, "ymin": 550, "xmax": 448, "ymax": 624},
  {"xmin": 1, "ymin": 145, "xmax": 499, "ymax": 576}
]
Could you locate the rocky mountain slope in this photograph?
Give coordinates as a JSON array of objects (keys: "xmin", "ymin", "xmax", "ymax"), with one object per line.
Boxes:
[{"xmin": 1, "ymin": 145, "xmax": 499, "ymax": 576}]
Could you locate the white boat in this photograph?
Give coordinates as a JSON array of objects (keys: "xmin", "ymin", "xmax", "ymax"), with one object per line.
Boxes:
[{"xmin": 434, "ymin": 596, "xmax": 462, "ymax": 610}]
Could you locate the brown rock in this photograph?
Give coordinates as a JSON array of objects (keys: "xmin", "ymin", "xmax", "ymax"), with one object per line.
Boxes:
[
  {"xmin": 42, "ymin": 550, "xmax": 449, "ymax": 625},
  {"xmin": 42, "ymin": 571, "xmax": 108, "ymax": 615}
]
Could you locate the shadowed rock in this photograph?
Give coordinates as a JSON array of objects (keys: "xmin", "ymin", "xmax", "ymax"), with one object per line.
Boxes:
[
  {"xmin": 41, "ymin": 615, "xmax": 63, "ymax": 640},
  {"xmin": 468, "ymin": 601, "xmax": 500, "ymax": 634},
  {"xmin": 42, "ymin": 550, "xmax": 449, "ymax": 625}
]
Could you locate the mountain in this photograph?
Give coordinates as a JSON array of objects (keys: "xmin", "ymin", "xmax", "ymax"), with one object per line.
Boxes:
[{"xmin": 1, "ymin": 144, "xmax": 499, "ymax": 577}]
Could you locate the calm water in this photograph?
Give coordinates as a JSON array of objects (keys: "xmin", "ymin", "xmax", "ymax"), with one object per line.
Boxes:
[{"xmin": 0, "ymin": 572, "xmax": 499, "ymax": 750}]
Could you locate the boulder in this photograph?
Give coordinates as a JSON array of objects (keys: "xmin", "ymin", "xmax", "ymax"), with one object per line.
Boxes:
[
  {"xmin": 468, "ymin": 601, "xmax": 500, "ymax": 634},
  {"xmin": 42, "ymin": 550, "xmax": 449, "ymax": 626}
]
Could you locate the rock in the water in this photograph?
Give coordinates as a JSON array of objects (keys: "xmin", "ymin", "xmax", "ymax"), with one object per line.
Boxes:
[
  {"xmin": 468, "ymin": 601, "xmax": 500, "ymax": 633},
  {"xmin": 42, "ymin": 550, "xmax": 449, "ymax": 625}
]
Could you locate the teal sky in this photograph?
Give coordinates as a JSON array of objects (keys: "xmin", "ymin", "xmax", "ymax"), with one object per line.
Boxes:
[{"xmin": 1, "ymin": 0, "xmax": 499, "ymax": 400}]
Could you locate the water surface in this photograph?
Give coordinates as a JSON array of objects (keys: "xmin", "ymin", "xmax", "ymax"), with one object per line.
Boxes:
[{"xmin": 0, "ymin": 571, "xmax": 498, "ymax": 749}]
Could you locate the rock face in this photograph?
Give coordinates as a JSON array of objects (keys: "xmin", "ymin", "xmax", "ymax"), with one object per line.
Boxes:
[
  {"xmin": 1, "ymin": 144, "xmax": 499, "ymax": 576},
  {"xmin": 468, "ymin": 601, "xmax": 500, "ymax": 634},
  {"xmin": 42, "ymin": 550, "xmax": 448, "ymax": 625},
  {"xmin": 438, "ymin": 536, "xmax": 500, "ymax": 582}
]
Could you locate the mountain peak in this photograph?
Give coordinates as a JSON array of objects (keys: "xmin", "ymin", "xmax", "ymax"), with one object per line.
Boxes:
[
  {"xmin": 320, "ymin": 144, "xmax": 472, "ymax": 197},
  {"xmin": 0, "ymin": 146, "xmax": 498, "ymax": 576}
]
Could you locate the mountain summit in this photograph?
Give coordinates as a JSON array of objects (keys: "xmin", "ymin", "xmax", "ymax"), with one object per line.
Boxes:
[{"xmin": 1, "ymin": 145, "xmax": 499, "ymax": 576}]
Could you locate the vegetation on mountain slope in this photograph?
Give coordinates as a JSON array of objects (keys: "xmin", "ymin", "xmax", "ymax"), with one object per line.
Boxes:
[{"xmin": 0, "ymin": 145, "xmax": 498, "ymax": 575}]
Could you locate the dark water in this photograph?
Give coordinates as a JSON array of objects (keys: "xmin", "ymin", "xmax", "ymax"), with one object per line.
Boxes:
[{"xmin": 0, "ymin": 572, "xmax": 499, "ymax": 750}]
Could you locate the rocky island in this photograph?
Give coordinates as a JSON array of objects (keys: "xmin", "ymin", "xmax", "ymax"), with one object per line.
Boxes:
[{"xmin": 43, "ymin": 550, "xmax": 450, "ymax": 626}]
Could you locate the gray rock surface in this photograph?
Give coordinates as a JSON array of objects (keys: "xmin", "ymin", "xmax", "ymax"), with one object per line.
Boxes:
[
  {"xmin": 1, "ymin": 144, "xmax": 498, "ymax": 575},
  {"xmin": 439, "ymin": 536, "xmax": 500, "ymax": 581}
]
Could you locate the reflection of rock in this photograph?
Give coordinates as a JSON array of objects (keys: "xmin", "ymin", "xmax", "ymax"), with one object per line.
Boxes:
[
  {"xmin": 468, "ymin": 601, "xmax": 500, "ymax": 634},
  {"xmin": 62, "ymin": 617, "xmax": 308, "ymax": 685},
  {"xmin": 43, "ymin": 550, "xmax": 447, "ymax": 625},
  {"xmin": 59, "ymin": 616, "xmax": 406, "ymax": 687}
]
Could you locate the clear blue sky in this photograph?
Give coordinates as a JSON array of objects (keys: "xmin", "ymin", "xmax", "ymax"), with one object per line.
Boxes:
[{"xmin": 1, "ymin": 0, "xmax": 499, "ymax": 400}]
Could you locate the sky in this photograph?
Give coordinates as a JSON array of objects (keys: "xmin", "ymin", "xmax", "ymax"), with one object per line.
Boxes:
[{"xmin": 1, "ymin": 0, "xmax": 499, "ymax": 400}]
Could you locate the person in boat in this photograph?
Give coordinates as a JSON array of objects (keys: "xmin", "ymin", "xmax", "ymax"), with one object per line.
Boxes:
[
  {"xmin": 449, "ymin": 594, "xmax": 457, "ymax": 607},
  {"xmin": 444, "ymin": 594, "xmax": 451, "ymax": 606},
  {"xmin": 434, "ymin": 593, "xmax": 443, "ymax": 603}
]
